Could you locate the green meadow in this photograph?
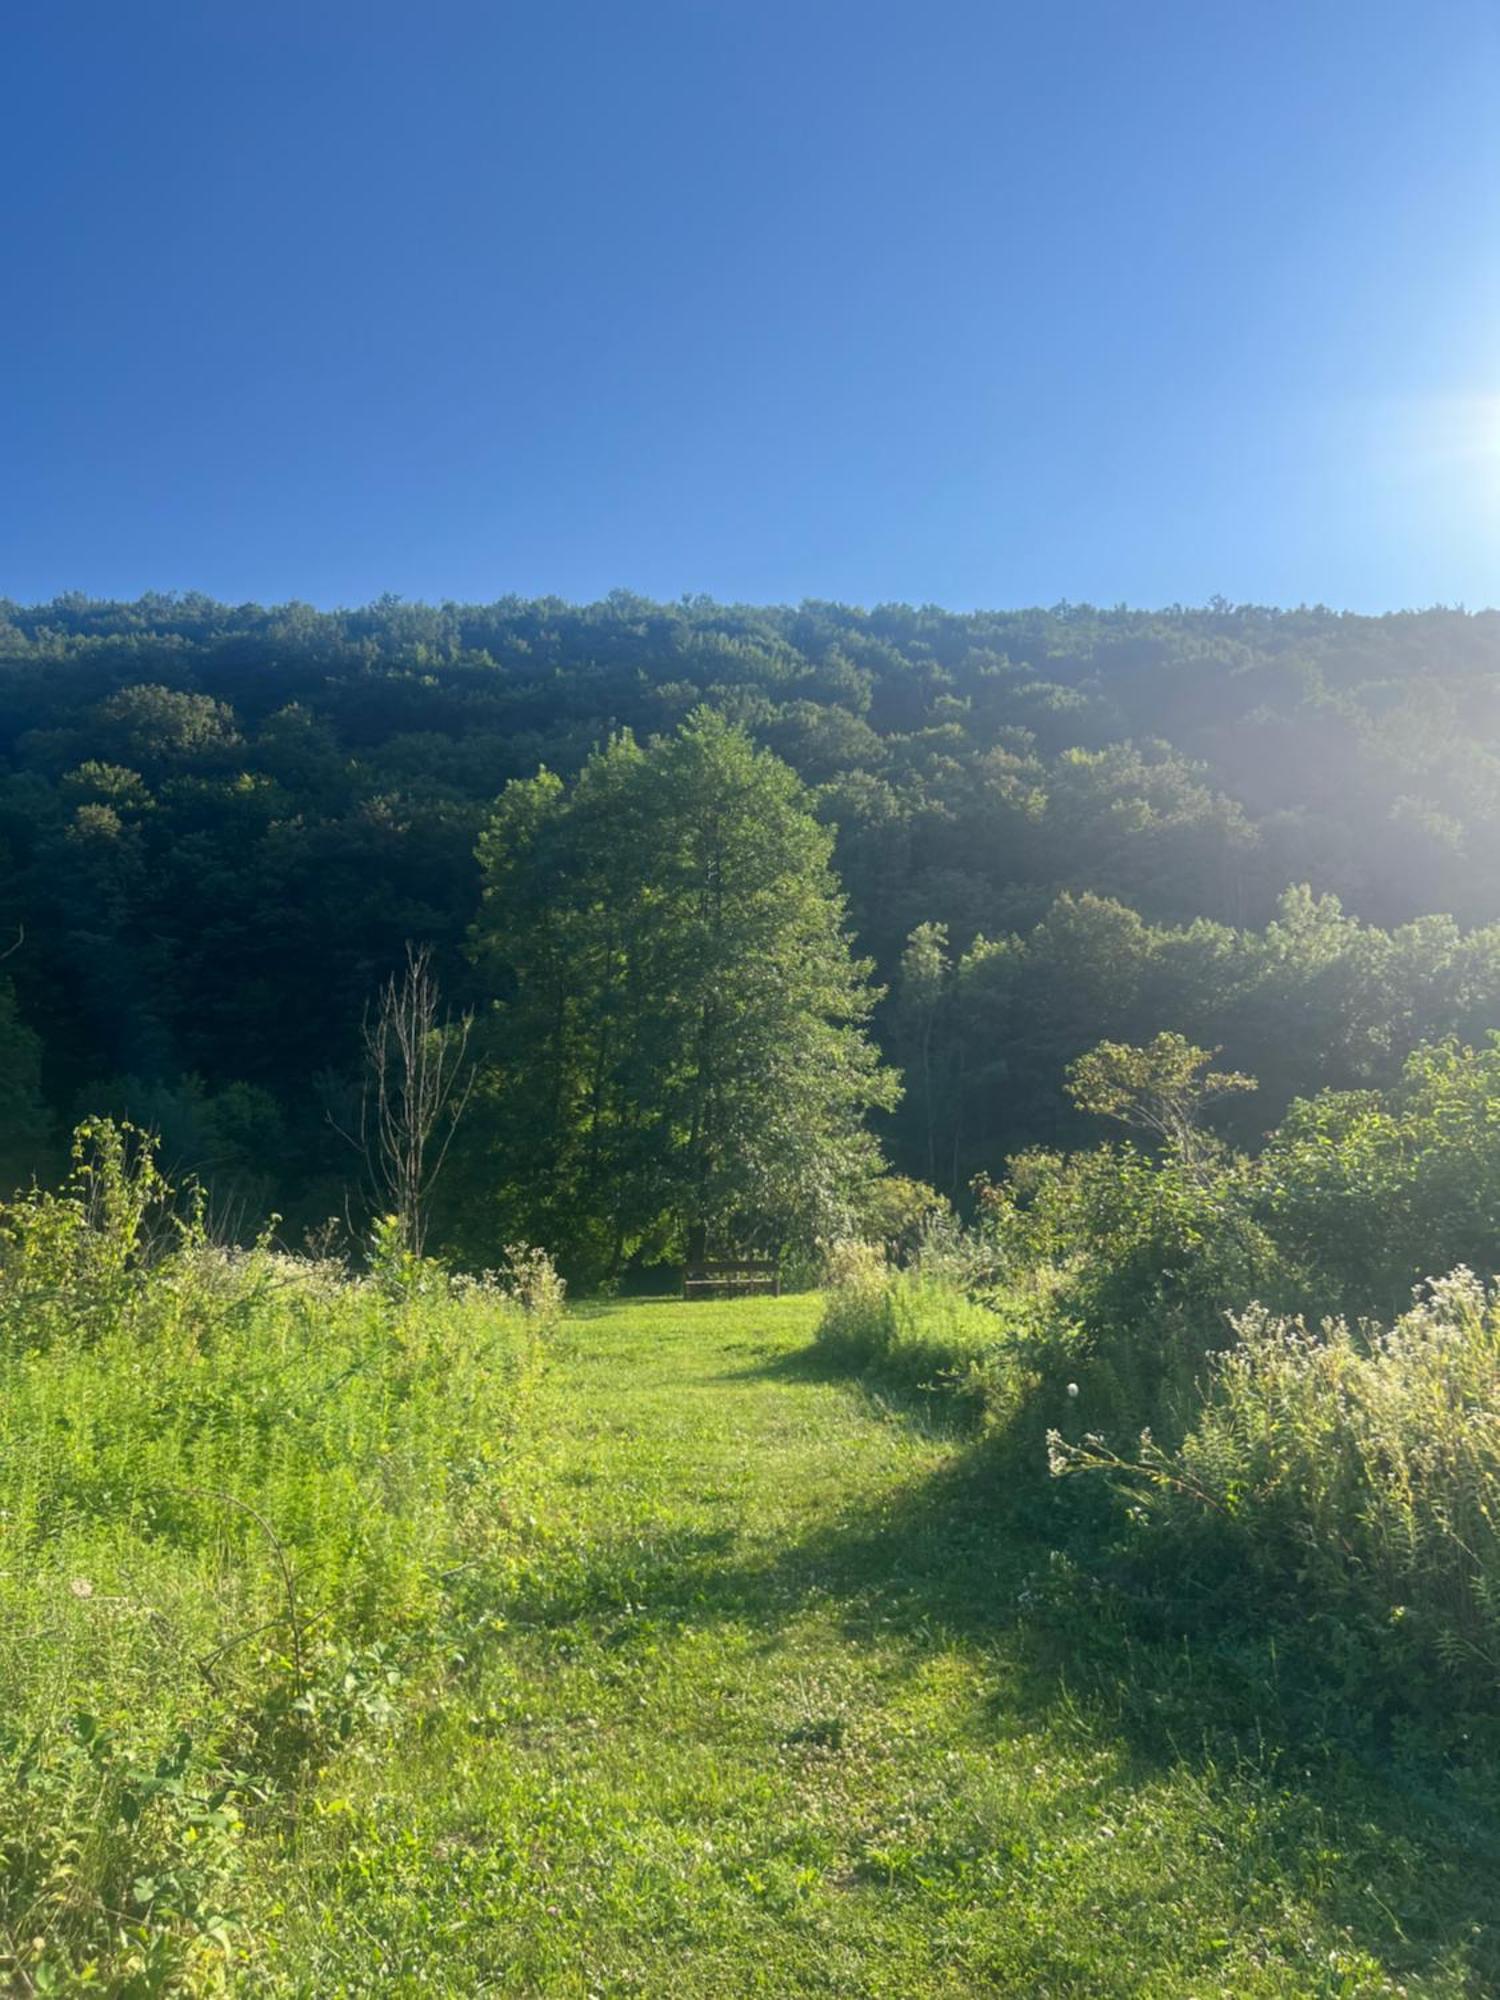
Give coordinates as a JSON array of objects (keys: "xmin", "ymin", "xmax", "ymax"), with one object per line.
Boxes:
[{"xmin": 227, "ymin": 1299, "xmax": 1499, "ymax": 1994}]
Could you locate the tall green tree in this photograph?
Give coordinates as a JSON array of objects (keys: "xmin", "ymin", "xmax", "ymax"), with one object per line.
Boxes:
[
  {"xmin": 464, "ymin": 712, "xmax": 896, "ymax": 1276},
  {"xmin": 890, "ymin": 922, "xmax": 966, "ymax": 1194}
]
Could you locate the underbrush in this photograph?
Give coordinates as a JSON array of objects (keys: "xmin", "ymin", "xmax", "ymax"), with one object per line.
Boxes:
[
  {"xmin": 817, "ymin": 1219, "xmax": 1500, "ymax": 1729},
  {"xmin": 0, "ymin": 1123, "xmax": 557, "ymax": 1995},
  {"xmin": 1053, "ymin": 1268, "xmax": 1500, "ymax": 1721}
]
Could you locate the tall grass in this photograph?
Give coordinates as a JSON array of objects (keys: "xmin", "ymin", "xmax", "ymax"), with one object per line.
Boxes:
[
  {"xmin": 814, "ymin": 1233, "xmax": 1029, "ymax": 1416},
  {"xmin": 1051, "ymin": 1267, "xmax": 1500, "ymax": 1713},
  {"xmin": 0, "ymin": 1123, "xmax": 558, "ymax": 1995}
]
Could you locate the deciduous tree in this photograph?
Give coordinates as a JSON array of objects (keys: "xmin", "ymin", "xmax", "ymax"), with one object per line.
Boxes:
[{"xmin": 466, "ymin": 713, "xmax": 896, "ymax": 1276}]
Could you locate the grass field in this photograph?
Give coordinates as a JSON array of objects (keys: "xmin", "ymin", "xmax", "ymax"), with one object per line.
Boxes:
[{"xmin": 245, "ymin": 1295, "xmax": 1500, "ymax": 1997}]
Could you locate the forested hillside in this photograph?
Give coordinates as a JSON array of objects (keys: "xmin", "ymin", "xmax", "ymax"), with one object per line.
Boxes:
[{"xmin": 5, "ymin": 592, "xmax": 1500, "ymax": 1238}]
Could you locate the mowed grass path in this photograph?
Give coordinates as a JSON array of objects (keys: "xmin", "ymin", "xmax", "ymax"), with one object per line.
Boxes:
[{"xmin": 260, "ymin": 1298, "xmax": 1499, "ymax": 1996}]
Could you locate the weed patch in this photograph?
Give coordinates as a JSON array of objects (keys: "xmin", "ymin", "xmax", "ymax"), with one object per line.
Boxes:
[{"xmin": 0, "ymin": 1124, "xmax": 555, "ymax": 1993}]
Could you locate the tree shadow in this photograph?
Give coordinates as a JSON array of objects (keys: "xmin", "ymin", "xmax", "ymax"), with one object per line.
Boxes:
[
  {"xmin": 785, "ymin": 1452, "xmax": 1500, "ymax": 1988},
  {"xmin": 710, "ymin": 1340, "xmax": 990, "ymax": 1440},
  {"xmin": 496, "ymin": 1413, "xmax": 1500, "ymax": 1992}
]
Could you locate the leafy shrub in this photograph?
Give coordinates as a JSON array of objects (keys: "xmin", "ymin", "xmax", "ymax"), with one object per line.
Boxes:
[
  {"xmin": 986, "ymin": 1143, "xmax": 1272, "ymax": 1336},
  {"xmin": 1258, "ymin": 1037, "xmax": 1500, "ymax": 1321},
  {"xmin": 0, "ymin": 1122, "xmax": 556, "ymax": 1992},
  {"xmin": 976, "ymin": 1142, "xmax": 1281, "ymax": 1441},
  {"xmin": 1052, "ymin": 1268, "xmax": 1500, "ymax": 1713},
  {"xmin": 1026, "ymin": 1035, "xmax": 1500, "ymax": 1345},
  {"xmin": 854, "ymin": 1174, "xmax": 950, "ymax": 1259}
]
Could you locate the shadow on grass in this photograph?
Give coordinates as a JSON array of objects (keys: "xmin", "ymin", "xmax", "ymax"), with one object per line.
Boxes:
[
  {"xmin": 712, "ymin": 1335, "xmax": 991, "ymax": 1440},
  {"xmin": 759, "ymin": 1437, "xmax": 1500, "ymax": 1986},
  {"xmin": 500, "ymin": 1340, "xmax": 1500, "ymax": 1993}
]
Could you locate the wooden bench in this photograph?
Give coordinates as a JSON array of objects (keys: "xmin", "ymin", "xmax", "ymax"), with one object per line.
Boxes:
[{"xmin": 682, "ymin": 1258, "xmax": 782, "ymax": 1300}]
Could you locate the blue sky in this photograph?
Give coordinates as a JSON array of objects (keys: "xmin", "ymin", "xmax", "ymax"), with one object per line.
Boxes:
[{"xmin": 5, "ymin": 1, "xmax": 1499, "ymax": 611}]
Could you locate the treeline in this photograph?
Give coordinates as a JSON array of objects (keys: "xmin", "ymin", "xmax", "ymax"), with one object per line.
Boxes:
[
  {"xmin": 5, "ymin": 590, "xmax": 1500, "ymax": 1233},
  {"xmin": 889, "ymin": 885, "xmax": 1500, "ymax": 1189}
]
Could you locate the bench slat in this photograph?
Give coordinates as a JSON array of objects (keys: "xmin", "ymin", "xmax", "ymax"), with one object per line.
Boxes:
[{"xmin": 681, "ymin": 1259, "xmax": 782, "ymax": 1300}]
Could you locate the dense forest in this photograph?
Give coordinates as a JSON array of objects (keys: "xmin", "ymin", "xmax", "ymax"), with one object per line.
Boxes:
[{"xmin": 5, "ymin": 590, "xmax": 1500, "ymax": 1260}]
